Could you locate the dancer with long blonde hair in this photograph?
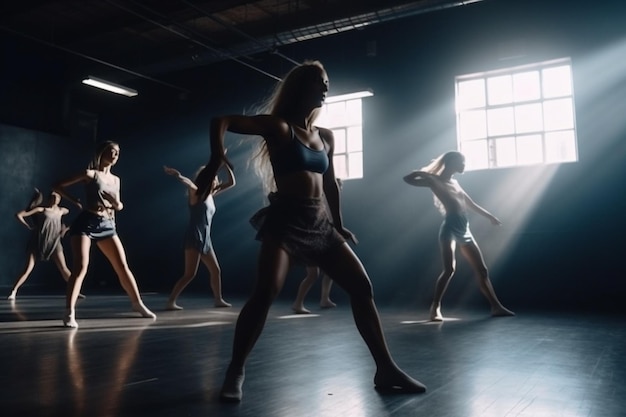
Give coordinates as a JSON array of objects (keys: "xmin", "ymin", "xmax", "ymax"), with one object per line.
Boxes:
[
  {"xmin": 195, "ymin": 60, "xmax": 426, "ymax": 402},
  {"xmin": 403, "ymin": 151, "xmax": 515, "ymax": 321}
]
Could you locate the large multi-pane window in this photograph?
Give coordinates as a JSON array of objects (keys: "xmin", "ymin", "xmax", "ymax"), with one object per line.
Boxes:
[
  {"xmin": 455, "ymin": 58, "xmax": 578, "ymax": 170},
  {"xmin": 317, "ymin": 91, "xmax": 372, "ymax": 179}
]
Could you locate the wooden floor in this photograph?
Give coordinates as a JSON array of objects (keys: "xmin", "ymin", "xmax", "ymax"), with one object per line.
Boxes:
[{"xmin": 2, "ymin": 293, "xmax": 625, "ymax": 417}]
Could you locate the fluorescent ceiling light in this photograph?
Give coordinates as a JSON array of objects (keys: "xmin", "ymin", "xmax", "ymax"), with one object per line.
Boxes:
[
  {"xmin": 82, "ymin": 76, "xmax": 138, "ymax": 97},
  {"xmin": 324, "ymin": 90, "xmax": 373, "ymax": 103}
]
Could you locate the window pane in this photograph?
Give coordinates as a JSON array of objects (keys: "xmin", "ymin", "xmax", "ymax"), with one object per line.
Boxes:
[
  {"xmin": 487, "ymin": 107, "xmax": 514, "ymax": 136},
  {"xmin": 348, "ymin": 152, "xmax": 363, "ymax": 179},
  {"xmin": 542, "ymin": 65, "xmax": 572, "ymax": 98},
  {"xmin": 332, "ymin": 128, "xmax": 346, "ymax": 154},
  {"xmin": 513, "ymin": 71, "xmax": 540, "ymax": 102},
  {"xmin": 317, "ymin": 107, "xmax": 329, "ymax": 126},
  {"xmin": 494, "ymin": 136, "xmax": 517, "ymax": 167},
  {"xmin": 487, "ymin": 75, "xmax": 513, "ymax": 105},
  {"xmin": 322, "ymin": 94, "xmax": 366, "ymax": 179},
  {"xmin": 457, "ymin": 79, "xmax": 486, "ymax": 110},
  {"xmin": 345, "ymin": 100, "xmax": 363, "ymax": 125},
  {"xmin": 326, "ymin": 102, "xmax": 346, "ymax": 128},
  {"xmin": 544, "ymin": 98, "xmax": 574, "ymax": 130},
  {"xmin": 347, "ymin": 127, "xmax": 363, "ymax": 152},
  {"xmin": 459, "ymin": 110, "xmax": 487, "ymax": 140},
  {"xmin": 516, "ymin": 134, "xmax": 543, "ymax": 165},
  {"xmin": 333, "ymin": 154, "xmax": 348, "ymax": 179},
  {"xmin": 515, "ymin": 103, "xmax": 543, "ymax": 133},
  {"xmin": 461, "ymin": 140, "xmax": 489, "ymax": 170},
  {"xmin": 455, "ymin": 58, "xmax": 577, "ymax": 171},
  {"xmin": 545, "ymin": 130, "xmax": 577, "ymax": 162}
]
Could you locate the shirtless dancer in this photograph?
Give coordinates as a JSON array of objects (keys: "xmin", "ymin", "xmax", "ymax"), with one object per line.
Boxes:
[{"xmin": 403, "ymin": 151, "xmax": 514, "ymax": 321}]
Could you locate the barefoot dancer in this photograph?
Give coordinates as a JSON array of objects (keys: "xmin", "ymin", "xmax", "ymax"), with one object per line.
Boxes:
[
  {"xmin": 8, "ymin": 189, "xmax": 78, "ymax": 300},
  {"xmin": 54, "ymin": 141, "xmax": 156, "ymax": 328},
  {"xmin": 195, "ymin": 60, "xmax": 426, "ymax": 402},
  {"xmin": 163, "ymin": 163, "xmax": 235, "ymax": 309},
  {"xmin": 291, "ymin": 266, "xmax": 336, "ymax": 314},
  {"xmin": 291, "ymin": 178, "xmax": 343, "ymax": 314},
  {"xmin": 403, "ymin": 151, "xmax": 515, "ymax": 321}
]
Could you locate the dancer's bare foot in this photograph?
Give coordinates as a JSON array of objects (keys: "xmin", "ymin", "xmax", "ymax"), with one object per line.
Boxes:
[
  {"xmin": 63, "ymin": 312, "xmax": 78, "ymax": 328},
  {"xmin": 374, "ymin": 367, "xmax": 427, "ymax": 394},
  {"xmin": 166, "ymin": 300, "xmax": 183, "ymax": 311},
  {"xmin": 491, "ymin": 306, "xmax": 515, "ymax": 317},
  {"xmin": 132, "ymin": 302, "xmax": 157, "ymax": 319},
  {"xmin": 214, "ymin": 299, "xmax": 232, "ymax": 308},
  {"xmin": 320, "ymin": 299, "xmax": 337, "ymax": 309},
  {"xmin": 219, "ymin": 366, "xmax": 245, "ymax": 402},
  {"xmin": 292, "ymin": 304, "xmax": 311, "ymax": 314},
  {"xmin": 429, "ymin": 304, "xmax": 443, "ymax": 322},
  {"xmin": 7, "ymin": 292, "xmax": 16, "ymax": 300}
]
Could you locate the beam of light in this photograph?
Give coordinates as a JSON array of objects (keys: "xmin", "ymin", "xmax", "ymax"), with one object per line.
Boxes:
[
  {"xmin": 571, "ymin": 36, "xmax": 626, "ymax": 170},
  {"xmin": 391, "ymin": 36, "xmax": 626, "ymax": 310},
  {"xmin": 460, "ymin": 163, "xmax": 560, "ymax": 274},
  {"xmin": 475, "ymin": 35, "xmax": 626, "ymax": 287},
  {"xmin": 382, "ymin": 91, "xmax": 564, "ymax": 309}
]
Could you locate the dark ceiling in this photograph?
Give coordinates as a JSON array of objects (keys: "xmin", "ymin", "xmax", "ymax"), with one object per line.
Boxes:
[{"xmin": 1, "ymin": 0, "xmax": 479, "ymax": 94}]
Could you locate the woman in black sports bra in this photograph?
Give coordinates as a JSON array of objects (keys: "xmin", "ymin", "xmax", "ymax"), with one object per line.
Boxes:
[{"xmin": 196, "ymin": 60, "xmax": 426, "ymax": 402}]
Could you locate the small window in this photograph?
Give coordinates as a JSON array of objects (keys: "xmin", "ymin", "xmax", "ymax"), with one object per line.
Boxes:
[
  {"xmin": 317, "ymin": 91, "xmax": 373, "ymax": 179},
  {"xmin": 455, "ymin": 58, "xmax": 578, "ymax": 170}
]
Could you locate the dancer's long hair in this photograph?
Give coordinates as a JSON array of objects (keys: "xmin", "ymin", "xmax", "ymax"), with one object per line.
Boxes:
[
  {"xmin": 421, "ymin": 151, "xmax": 464, "ymax": 215},
  {"xmin": 88, "ymin": 140, "xmax": 119, "ymax": 170},
  {"xmin": 251, "ymin": 60, "xmax": 326, "ymax": 194}
]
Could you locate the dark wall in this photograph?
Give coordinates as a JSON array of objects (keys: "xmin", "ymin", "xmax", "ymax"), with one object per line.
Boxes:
[
  {"xmin": 0, "ymin": 124, "xmax": 89, "ymax": 293},
  {"xmin": 1, "ymin": 0, "xmax": 625, "ymax": 311}
]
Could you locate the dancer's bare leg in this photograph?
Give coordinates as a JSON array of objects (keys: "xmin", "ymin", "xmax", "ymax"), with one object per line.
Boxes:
[
  {"xmin": 64, "ymin": 235, "xmax": 92, "ymax": 328},
  {"xmin": 320, "ymin": 274, "xmax": 336, "ymax": 308},
  {"xmin": 292, "ymin": 266, "xmax": 318, "ymax": 313},
  {"xmin": 430, "ymin": 240, "xmax": 456, "ymax": 321},
  {"xmin": 96, "ymin": 236, "xmax": 156, "ymax": 319},
  {"xmin": 220, "ymin": 240, "xmax": 290, "ymax": 402},
  {"xmin": 8, "ymin": 253, "xmax": 36, "ymax": 300},
  {"xmin": 459, "ymin": 242, "xmax": 514, "ymax": 317},
  {"xmin": 200, "ymin": 249, "xmax": 231, "ymax": 307},
  {"xmin": 166, "ymin": 248, "xmax": 201, "ymax": 310},
  {"xmin": 318, "ymin": 243, "xmax": 426, "ymax": 393},
  {"xmin": 52, "ymin": 246, "xmax": 85, "ymax": 299}
]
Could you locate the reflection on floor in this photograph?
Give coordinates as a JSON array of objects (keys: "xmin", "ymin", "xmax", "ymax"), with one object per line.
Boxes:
[{"xmin": 2, "ymin": 293, "xmax": 625, "ymax": 417}]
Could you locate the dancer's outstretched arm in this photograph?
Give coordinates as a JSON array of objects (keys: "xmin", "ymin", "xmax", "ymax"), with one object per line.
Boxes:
[
  {"xmin": 195, "ymin": 115, "xmax": 275, "ymax": 199},
  {"xmin": 463, "ymin": 192, "xmax": 501, "ymax": 225},
  {"xmin": 54, "ymin": 171, "xmax": 91, "ymax": 210},
  {"xmin": 164, "ymin": 166, "xmax": 197, "ymax": 191}
]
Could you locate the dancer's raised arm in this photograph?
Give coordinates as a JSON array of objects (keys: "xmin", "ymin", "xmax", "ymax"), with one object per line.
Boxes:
[
  {"xmin": 196, "ymin": 115, "xmax": 277, "ymax": 199},
  {"xmin": 403, "ymin": 170, "xmax": 436, "ymax": 187}
]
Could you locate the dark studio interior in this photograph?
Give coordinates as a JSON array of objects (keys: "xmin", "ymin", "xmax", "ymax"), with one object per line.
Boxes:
[{"xmin": 1, "ymin": 1, "xmax": 625, "ymax": 416}]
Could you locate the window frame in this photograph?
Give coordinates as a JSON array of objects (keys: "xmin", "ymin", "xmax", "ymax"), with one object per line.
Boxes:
[
  {"xmin": 317, "ymin": 91, "xmax": 372, "ymax": 180},
  {"xmin": 455, "ymin": 57, "xmax": 578, "ymax": 171}
]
